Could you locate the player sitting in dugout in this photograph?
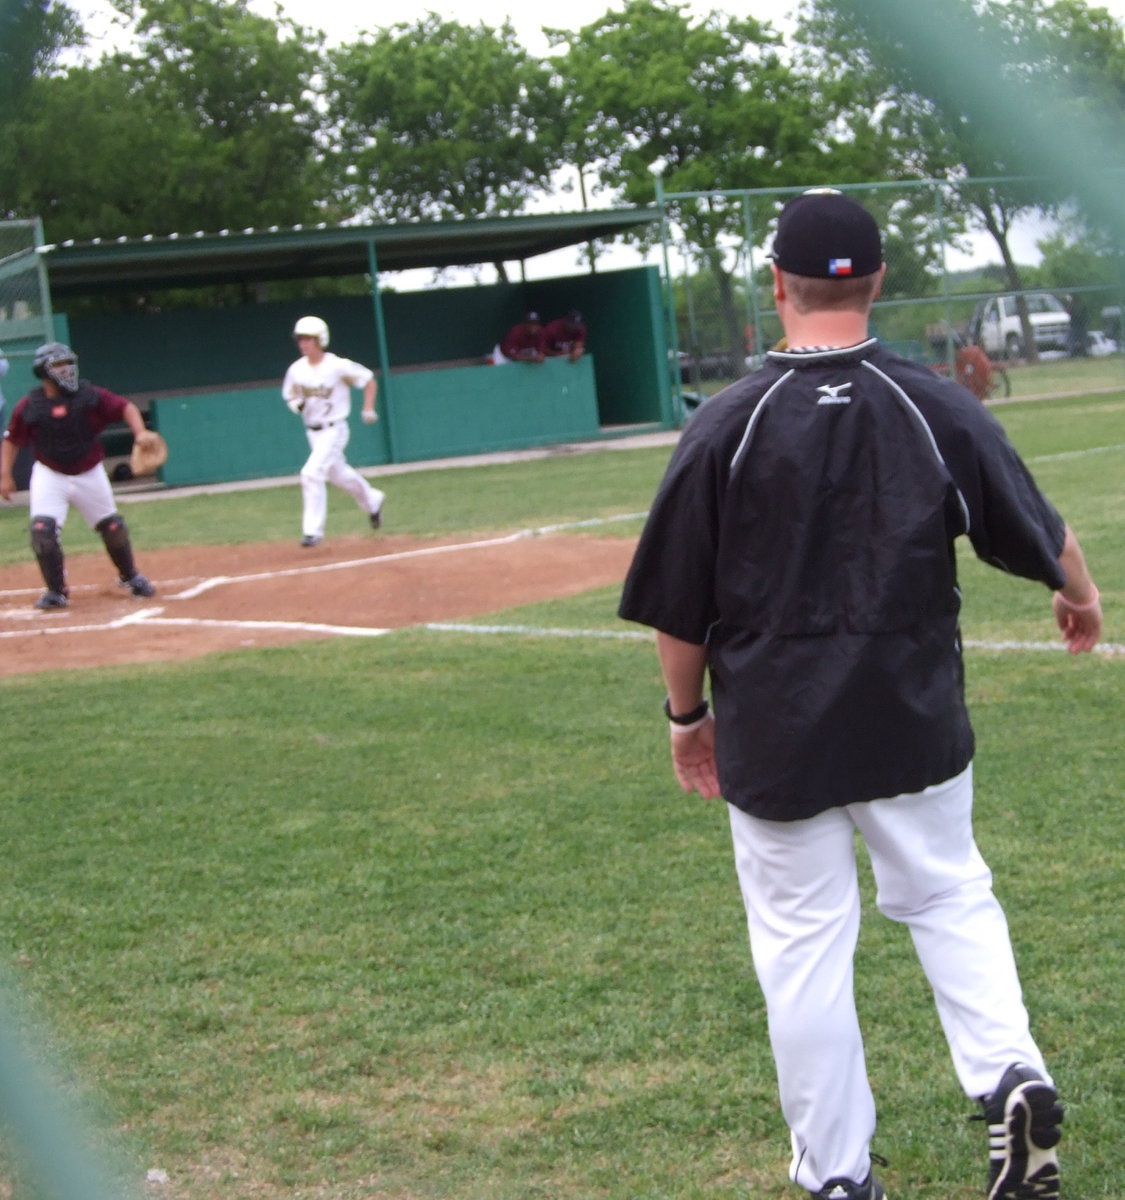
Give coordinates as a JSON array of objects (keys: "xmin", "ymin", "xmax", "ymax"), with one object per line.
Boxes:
[
  {"xmin": 493, "ymin": 312, "xmax": 546, "ymax": 364},
  {"xmin": 543, "ymin": 310, "xmax": 588, "ymax": 362}
]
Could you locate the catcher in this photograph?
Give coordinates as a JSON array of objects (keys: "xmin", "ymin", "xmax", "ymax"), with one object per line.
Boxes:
[{"xmin": 0, "ymin": 341, "xmax": 160, "ymax": 610}]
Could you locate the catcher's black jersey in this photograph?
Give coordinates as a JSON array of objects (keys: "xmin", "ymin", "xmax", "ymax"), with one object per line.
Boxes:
[{"xmin": 619, "ymin": 340, "xmax": 1066, "ymax": 820}]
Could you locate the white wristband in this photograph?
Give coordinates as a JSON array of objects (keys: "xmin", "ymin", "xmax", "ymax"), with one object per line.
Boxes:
[{"xmin": 1057, "ymin": 585, "xmax": 1099, "ymax": 612}]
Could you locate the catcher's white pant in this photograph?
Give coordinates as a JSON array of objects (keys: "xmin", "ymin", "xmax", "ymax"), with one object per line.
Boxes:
[
  {"xmin": 30, "ymin": 460, "xmax": 117, "ymax": 527},
  {"xmin": 300, "ymin": 421, "xmax": 384, "ymax": 540},
  {"xmin": 728, "ymin": 764, "xmax": 1050, "ymax": 1194}
]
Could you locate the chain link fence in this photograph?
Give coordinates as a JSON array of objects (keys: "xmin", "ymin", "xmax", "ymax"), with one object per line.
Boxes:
[
  {"xmin": 656, "ymin": 178, "xmax": 1125, "ymax": 413},
  {"xmin": 0, "ymin": 216, "xmax": 54, "ymax": 367}
]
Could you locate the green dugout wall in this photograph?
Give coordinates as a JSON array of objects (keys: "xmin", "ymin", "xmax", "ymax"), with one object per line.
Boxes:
[{"xmin": 66, "ymin": 265, "xmax": 672, "ymax": 487}]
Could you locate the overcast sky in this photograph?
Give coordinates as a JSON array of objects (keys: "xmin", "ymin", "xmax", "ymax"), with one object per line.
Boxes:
[
  {"xmin": 78, "ymin": 0, "xmax": 1125, "ymax": 54},
  {"xmin": 247, "ymin": 0, "xmax": 800, "ymax": 48},
  {"xmin": 77, "ymin": 0, "xmax": 803, "ymax": 56}
]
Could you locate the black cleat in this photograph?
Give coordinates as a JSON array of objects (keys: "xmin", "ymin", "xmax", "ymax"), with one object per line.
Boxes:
[
  {"xmin": 120, "ymin": 573, "xmax": 156, "ymax": 597},
  {"xmin": 369, "ymin": 505, "xmax": 383, "ymax": 531},
  {"xmin": 300, "ymin": 535, "xmax": 322, "ymax": 547},
  {"xmin": 979, "ymin": 1063, "xmax": 1062, "ymax": 1200},
  {"xmin": 35, "ymin": 590, "xmax": 69, "ymax": 610},
  {"xmin": 811, "ymin": 1174, "xmax": 885, "ymax": 1200}
]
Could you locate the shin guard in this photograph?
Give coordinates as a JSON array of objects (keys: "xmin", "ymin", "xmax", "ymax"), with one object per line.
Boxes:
[
  {"xmin": 95, "ymin": 513, "xmax": 138, "ymax": 582},
  {"xmin": 29, "ymin": 515, "xmax": 67, "ymax": 595}
]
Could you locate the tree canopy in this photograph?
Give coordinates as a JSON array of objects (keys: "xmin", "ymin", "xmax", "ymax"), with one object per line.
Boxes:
[
  {"xmin": 2, "ymin": 0, "xmax": 1124, "ymax": 319},
  {"xmin": 0, "ymin": 0, "xmax": 325, "ymax": 243},
  {"xmin": 551, "ymin": 0, "xmax": 857, "ymax": 369},
  {"xmin": 324, "ymin": 15, "xmax": 562, "ymax": 224},
  {"xmin": 800, "ymin": 0, "xmax": 1125, "ymax": 254},
  {"xmin": 0, "ymin": 0, "xmax": 81, "ymax": 112}
]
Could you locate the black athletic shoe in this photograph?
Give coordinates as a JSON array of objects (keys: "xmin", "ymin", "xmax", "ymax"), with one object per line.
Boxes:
[
  {"xmin": 369, "ymin": 506, "xmax": 383, "ymax": 530},
  {"xmin": 121, "ymin": 573, "xmax": 156, "ymax": 597},
  {"xmin": 300, "ymin": 534, "xmax": 322, "ymax": 547},
  {"xmin": 35, "ymin": 590, "xmax": 69, "ymax": 610},
  {"xmin": 979, "ymin": 1063, "xmax": 1062, "ymax": 1199},
  {"xmin": 810, "ymin": 1174, "xmax": 885, "ymax": 1200}
]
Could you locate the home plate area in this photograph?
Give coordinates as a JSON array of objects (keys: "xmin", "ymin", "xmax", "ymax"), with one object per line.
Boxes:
[{"xmin": 0, "ymin": 532, "xmax": 638, "ymax": 677}]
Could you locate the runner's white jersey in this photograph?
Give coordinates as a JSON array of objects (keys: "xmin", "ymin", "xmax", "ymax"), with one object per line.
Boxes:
[{"xmin": 282, "ymin": 353, "xmax": 374, "ymax": 427}]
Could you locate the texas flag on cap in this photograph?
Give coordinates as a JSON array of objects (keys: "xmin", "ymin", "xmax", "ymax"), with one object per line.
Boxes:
[{"xmin": 771, "ymin": 190, "xmax": 882, "ymax": 279}]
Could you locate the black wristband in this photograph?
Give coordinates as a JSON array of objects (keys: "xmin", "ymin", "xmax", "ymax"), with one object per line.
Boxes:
[{"xmin": 663, "ymin": 697, "xmax": 709, "ymax": 725}]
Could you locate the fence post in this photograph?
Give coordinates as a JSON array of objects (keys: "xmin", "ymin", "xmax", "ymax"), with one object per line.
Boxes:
[
  {"xmin": 365, "ymin": 239, "xmax": 399, "ymax": 462},
  {"xmin": 935, "ymin": 183, "xmax": 957, "ymax": 372},
  {"xmin": 743, "ymin": 192, "xmax": 763, "ymax": 365},
  {"xmin": 655, "ymin": 174, "xmax": 688, "ymax": 427}
]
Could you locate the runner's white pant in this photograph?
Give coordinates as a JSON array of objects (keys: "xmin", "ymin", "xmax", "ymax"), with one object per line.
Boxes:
[
  {"xmin": 30, "ymin": 460, "xmax": 116, "ymax": 527},
  {"xmin": 727, "ymin": 764, "xmax": 1049, "ymax": 1194},
  {"xmin": 300, "ymin": 422, "xmax": 384, "ymax": 539}
]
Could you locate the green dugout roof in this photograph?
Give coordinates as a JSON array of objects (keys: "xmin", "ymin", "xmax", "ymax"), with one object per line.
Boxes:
[{"xmin": 40, "ymin": 207, "xmax": 661, "ymax": 299}]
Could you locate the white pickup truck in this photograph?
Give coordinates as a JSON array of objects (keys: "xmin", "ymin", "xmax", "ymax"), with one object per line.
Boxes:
[{"xmin": 969, "ymin": 292, "xmax": 1071, "ymax": 360}]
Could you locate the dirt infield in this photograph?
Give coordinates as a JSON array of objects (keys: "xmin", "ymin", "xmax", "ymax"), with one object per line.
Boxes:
[{"xmin": 0, "ymin": 532, "xmax": 639, "ymax": 678}]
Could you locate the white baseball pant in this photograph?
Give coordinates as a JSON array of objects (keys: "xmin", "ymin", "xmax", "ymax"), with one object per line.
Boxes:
[
  {"xmin": 727, "ymin": 764, "xmax": 1049, "ymax": 1194},
  {"xmin": 30, "ymin": 460, "xmax": 117, "ymax": 528},
  {"xmin": 300, "ymin": 422, "xmax": 384, "ymax": 540}
]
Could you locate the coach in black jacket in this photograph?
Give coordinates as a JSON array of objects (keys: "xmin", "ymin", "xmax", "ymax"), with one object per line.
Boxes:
[{"xmin": 620, "ymin": 190, "xmax": 1101, "ymax": 1200}]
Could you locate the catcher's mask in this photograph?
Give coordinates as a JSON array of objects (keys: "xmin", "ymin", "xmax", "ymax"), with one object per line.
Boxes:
[
  {"xmin": 293, "ymin": 315, "xmax": 330, "ymax": 348},
  {"xmin": 33, "ymin": 342, "xmax": 79, "ymax": 394}
]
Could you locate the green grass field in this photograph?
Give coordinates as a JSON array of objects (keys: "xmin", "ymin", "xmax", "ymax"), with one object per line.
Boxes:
[
  {"xmin": 1, "ymin": 392, "xmax": 1123, "ymax": 1200},
  {"xmin": 998, "ymin": 353, "xmax": 1125, "ymax": 400}
]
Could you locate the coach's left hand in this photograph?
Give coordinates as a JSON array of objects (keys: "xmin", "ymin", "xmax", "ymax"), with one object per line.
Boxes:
[{"xmin": 670, "ymin": 713, "xmax": 721, "ymax": 800}]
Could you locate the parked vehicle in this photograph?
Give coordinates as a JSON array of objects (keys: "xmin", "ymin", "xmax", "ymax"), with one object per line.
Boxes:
[
  {"xmin": 968, "ymin": 292, "xmax": 1071, "ymax": 360},
  {"xmin": 673, "ymin": 348, "xmax": 741, "ymax": 383},
  {"xmin": 1086, "ymin": 330, "xmax": 1118, "ymax": 357}
]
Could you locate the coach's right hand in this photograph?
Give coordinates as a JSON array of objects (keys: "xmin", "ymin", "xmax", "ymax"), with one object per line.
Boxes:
[{"xmin": 1053, "ymin": 588, "xmax": 1102, "ymax": 654}]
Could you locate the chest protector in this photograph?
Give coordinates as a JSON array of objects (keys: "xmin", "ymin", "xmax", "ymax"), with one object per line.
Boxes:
[{"xmin": 22, "ymin": 383, "xmax": 104, "ymax": 469}]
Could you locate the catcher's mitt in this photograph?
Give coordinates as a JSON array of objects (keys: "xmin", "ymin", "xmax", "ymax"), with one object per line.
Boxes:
[{"xmin": 130, "ymin": 430, "xmax": 168, "ymax": 476}]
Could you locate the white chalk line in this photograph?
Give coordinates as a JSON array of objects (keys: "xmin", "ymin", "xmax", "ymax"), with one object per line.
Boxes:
[
  {"xmin": 1, "ymin": 511, "xmax": 1119, "ymax": 659},
  {"xmin": 4, "ymin": 610, "xmax": 1121, "ymax": 657},
  {"xmin": 425, "ymin": 622, "xmax": 651, "ymax": 641},
  {"xmin": 135, "ymin": 615, "xmax": 393, "ymax": 638},
  {"xmin": 0, "ymin": 515, "xmax": 647, "ymax": 639},
  {"xmin": 0, "ymin": 513, "xmax": 650, "ymax": 603},
  {"xmin": 422, "ymin": 624, "xmax": 1125, "ymax": 658},
  {"xmin": 0, "ymin": 604, "xmax": 391, "ymax": 640},
  {"xmin": 0, "ymin": 606, "xmax": 168, "ymax": 639},
  {"xmin": 962, "ymin": 638, "xmax": 1125, "ymax": 656},
  {"xmin": 168, "ymin": 529, "xmax": 537, "ymax": 598},
  {"xmin": 1027, "ymin": 442, "xmax": 1125, "ymax": 464}
]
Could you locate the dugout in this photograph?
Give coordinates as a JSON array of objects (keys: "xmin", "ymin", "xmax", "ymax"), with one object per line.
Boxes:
[{"xmin": 31, "ymin": 208, "xmax": 675, "ymax": 488}]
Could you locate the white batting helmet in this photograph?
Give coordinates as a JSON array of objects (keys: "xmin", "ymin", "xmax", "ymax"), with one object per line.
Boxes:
[{"xmin": 293, "ymin": 315, "xmax": 329, "ymax": 348}]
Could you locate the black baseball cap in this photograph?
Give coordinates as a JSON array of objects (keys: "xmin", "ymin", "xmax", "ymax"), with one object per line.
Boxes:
[{"xmin": 771, "ymin": 188, "xmax": 882, "ymax": 279}]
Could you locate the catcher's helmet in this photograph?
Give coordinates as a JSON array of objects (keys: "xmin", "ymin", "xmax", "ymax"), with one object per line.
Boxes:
[
  {"xmin": 293, "ymin": 315, "xmax": 329, "ymax": 348},
  {"xmin": 33, "ymin": 342, "xmax": 79, "ymax": 394}
]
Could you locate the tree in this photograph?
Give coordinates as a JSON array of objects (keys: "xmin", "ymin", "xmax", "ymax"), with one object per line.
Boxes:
[
  {"xmin": 551, "ymin": 0, "xmax": 858, "ymax": 374},
  {"xmin": 1, "ymin": 63, "xmax": 187, "ymax": 241},
  {"xmin": 0, "ymin": 0, "xmax": 81, "ymax": 113},
  {"xmin": 0, "ymin": 0, "xmax": 82, "ymax": 209},
  {"xmin": 0, "ymin": 0, "xmax": 325, "ymax": 259},
  {"xmin": 324, "ymin": 15, "xmax": 563, "ymax": 246},
  {"xmin": 799, "ymin": 0, "xmax": 1125, "ymax": 358},
  {"xmin": 126, "ymin": 0, "xmax": 326, "ymax": 232}
]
